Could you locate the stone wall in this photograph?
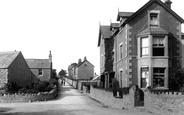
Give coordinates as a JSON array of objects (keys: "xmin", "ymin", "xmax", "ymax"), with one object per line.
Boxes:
[
  {"xmin": 90, "ymin": 85, "xmax": 133, "ymax": 109},
  {"xmin": 67, "ymin": 78, "xmax": 184, "ymax": 115},
  {"xmin": 0, "ymin": 88, "xmax": 57, "ymax": 103},
  {"xmin": 144, "ymin": 91, "xmax": 184, "ymax": 115}
]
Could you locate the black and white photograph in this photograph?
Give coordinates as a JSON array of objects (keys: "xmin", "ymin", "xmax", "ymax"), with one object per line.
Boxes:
[{"xmin": 0, "ymin": 0, "xmax": 184, "ymax": 115}]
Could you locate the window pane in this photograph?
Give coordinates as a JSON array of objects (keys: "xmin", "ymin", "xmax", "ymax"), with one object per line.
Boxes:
[
  {"xmin": 153, "ymin": 68, "xmax": 165, "ymax": 88},
  {"xmin": 153, "ymin": 47, "xmax": 164, "ymax": 56},
  {"xmin": 153, "ymin": 36, "xmax": 164, "ymax": 46},
  {"xmin": 142, "ymin": 37, "xmax": 149, "ymax": 47},
  {"xmin": 150, "ymin": 13, "xmax": 158, "ymax": 26},
  {"xmin": 142, "ymin": 47, "xmax": 149, "ymax": 56}
]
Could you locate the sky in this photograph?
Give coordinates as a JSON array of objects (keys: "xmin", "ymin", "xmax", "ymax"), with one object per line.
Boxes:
[{"xmin": 0, "ymin": 0, "xmax": 183, "ymax": 74}]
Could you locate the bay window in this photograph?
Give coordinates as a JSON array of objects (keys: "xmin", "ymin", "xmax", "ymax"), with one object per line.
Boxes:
[
  {"xmin": 153, "ymin": 36, "xmax": 165, "ymax": 56},
  {"xmin": 153, "ymin": 68, "xmax": 165, "ymax": 88}
]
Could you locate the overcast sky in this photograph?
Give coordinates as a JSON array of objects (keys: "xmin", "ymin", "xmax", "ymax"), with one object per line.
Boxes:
[{"xmin": 0, "ymin": 0, "xmax": 183, "ymax": 74}]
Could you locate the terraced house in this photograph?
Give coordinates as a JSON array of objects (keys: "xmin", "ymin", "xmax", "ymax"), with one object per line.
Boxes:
[{"xmin": 98, "ymin": 0, "xmax": 184, "ymax": 89}]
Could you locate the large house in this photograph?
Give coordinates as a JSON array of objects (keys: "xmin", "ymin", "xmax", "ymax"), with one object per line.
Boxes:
[
  {"xmin": 26, "ymin": 51, "xmax": 52, "ymax": 81},
  {"xmin": 98, "ymin": 0, "xmax": 184, "ymax": 89},
  {"xmin": 68, "ymin": 57, "xmax": 94, "ymax": 80},
  {"xmin": 0, "ymin": 51, "xmax": 39, "ymax": 89}
]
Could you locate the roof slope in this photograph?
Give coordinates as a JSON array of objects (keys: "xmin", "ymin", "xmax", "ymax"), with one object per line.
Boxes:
[
  {"xmin": 0, "ymin": 51, "xmax": 20, "ymax": 68},
  {"xmin": 117, "ymin": 12, "xmax": 134, "ymax": 21},
  {"xmin": 98, "ymin": 25, "xmax": 111, "ymax": 47},
  {"xmin": 123, "ymin": 0, "xmax": 184, "ymax": 27},
  {"xmin": 26, "ymin": 59, "xmax": 51, "ymax": 69},
  {"xmin": 137, "ymin": 26, "xmax": 169, "ymax": 36}
]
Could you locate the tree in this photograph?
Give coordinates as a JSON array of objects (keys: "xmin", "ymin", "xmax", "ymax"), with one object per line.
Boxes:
[
  {"xmin": 52, "ymin": 69, "xmax": 58, "ymax": 80},
  {"xmin": 58, "ymin": 69, "xmax": 67, "ymax": 78}
]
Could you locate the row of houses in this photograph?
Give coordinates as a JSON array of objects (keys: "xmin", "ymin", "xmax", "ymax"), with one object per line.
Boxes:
[
  {"xmin": 98, "ymin": 0, "xmax": 184, "ymax": 89},
  {"xmin": 0, "ymin": 51, "xmax": 52, "ymax": 89},
  {"xmin": 68, "ymin": 57, "xmax": 94, "ymax": 80}
]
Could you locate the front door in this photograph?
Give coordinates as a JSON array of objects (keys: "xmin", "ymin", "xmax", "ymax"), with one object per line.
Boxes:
[{"xmin": 141, "ymin": 67, "xmax": 149, "ymax": 88}]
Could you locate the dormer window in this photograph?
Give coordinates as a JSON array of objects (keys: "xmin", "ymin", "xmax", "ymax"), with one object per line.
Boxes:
[
  {"xmin": 149, "ymin": 10, "xmax": 160, "ymax": 26},
  {"xmin": 150, "ymin": 13, "xmax": 159, "ymax": 26}
]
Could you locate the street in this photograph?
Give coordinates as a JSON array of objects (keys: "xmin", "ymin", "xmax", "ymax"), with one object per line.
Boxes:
[{"xmin": 0, "ymin": 82, "xmax": 156, "ymax": 115}]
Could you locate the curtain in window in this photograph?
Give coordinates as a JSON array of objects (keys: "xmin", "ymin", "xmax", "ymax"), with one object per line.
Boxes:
[{"xmin": 153, "ymin": 36, "xmax": 164, "ymax": 46}]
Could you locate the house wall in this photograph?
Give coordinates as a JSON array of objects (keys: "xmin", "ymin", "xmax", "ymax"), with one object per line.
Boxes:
[
  {"xmin": 114, "ymin": 25, "xmax": 129, "ymax": 88},
  {"xmin": 127, "ymin": 2, "xmax": 182, "ymax": 87},
  {"xmin": 78, "ymin": 61, "xmax": 94, "ymax": 80},
  {"xmin": 104, "ymin": 38, "xmax": 114, "ymax": 73},
  {"xmin": 8, "ymin": 53, "xmax": 32, "ymax": 88},
  {"xmin": 30, "ymin": 69, "xmax": 51, "ymax": 81},
  {"xmin": 0, "ymin": 69, "xmax": 8, "ymax": 88},
  {"xmin": 100, "ymin": 35, "xmax": 105, "ymax": 74}
]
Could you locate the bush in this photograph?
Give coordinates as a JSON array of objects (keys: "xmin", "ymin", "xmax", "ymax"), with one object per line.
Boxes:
[
  {"xmin": 35, "ymin": 81, "xmax": 51, "ymax": 92},
  {"xmin": 169, "ymin": 68, "xmax": 184, "ymax": 91},
  {"xmin": 2, "ymin": 82, "xmax": 22, "ymax": 94}
]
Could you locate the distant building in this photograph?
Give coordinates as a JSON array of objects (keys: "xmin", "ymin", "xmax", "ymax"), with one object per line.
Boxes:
[
  {"xmin": 98, "ymin": 0, "xmax": 184, "ymax": 89},
  {"xmin": 69, "ymin": 57, "xmax": 94, "ymax": 80},
  {"xmin": 0, "ymin": 51, "xmax": 38, "ymax": 89},
  {"xmin": 26, "ymin": 51, "xmax": 52, "ymax": 81},
  {"xmin": 68, "ymin": 63, "xmax": 77, "ymax": 78}
]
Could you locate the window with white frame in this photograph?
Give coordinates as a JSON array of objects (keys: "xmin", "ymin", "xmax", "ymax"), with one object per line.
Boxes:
[
  {"xmin": 150, "ymin": 13, "xmax": 159, "ymax": 26},
  {"xmin": 141, "ymin": 37, "xmax": 149, "ymax": 57},
  {"xmin": 38, "ymin": 69, "xmax": 43, "ymax": 76},
  {"xmin": 153, "ymin": 36, "xmax": 165, "ymax": 56},
  {"xmin": 153, "ymin": 68, "xmax": 165, "ymax": 88}
]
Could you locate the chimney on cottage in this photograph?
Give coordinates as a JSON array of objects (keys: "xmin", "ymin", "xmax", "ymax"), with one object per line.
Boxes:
[
  {"xmin": 84, "ymin": 56, "xmax": 87, "ymax": 61},
  {"xmin": 164, "ymin": 0, "xmax": 172, "ymax": 8},
  {"xmin": 78, "ymin": 58, "xmax": 82, "ymax": 63},
  {"xmin": 49, "ymin": 51, "xmax": 52, "ymax": 63}
]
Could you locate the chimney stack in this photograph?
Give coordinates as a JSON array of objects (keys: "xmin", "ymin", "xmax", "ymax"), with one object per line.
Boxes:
[
  {"xmin": 164, "ymin": 0, "xmax": 172, "ymax": 8},
  {"xmin": 78, "ymin": 58, "xmax": 82, "ymax": 63},
  {"xmin": 84, "ymin": 56, "xmax": 87, "ymax": 61},
  {"xmin": 49, "ymin": 51, "xmax": 52, "ymax": 62}
]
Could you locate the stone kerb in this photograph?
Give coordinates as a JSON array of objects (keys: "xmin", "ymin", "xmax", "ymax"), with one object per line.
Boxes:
[{"xmin": 0, "ymin": 86, "xmax": 58, "ymax": 103}]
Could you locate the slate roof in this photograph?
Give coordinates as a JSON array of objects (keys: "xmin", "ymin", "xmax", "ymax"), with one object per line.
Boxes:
[
  {"xmin": 98, "ymin": 25, "xmax": 111, "ymax": 47},
  {"xmin": 110, "ymin": 23, "xmax": 119, "ymax": 30},
  {"xmin": 26, "ymin": 59, "xmax": 51, "ymax": 69},
  {"xmin": 0, "ymin": 51, "xmax": 20, "ymax": 68},
  {"xmin": 122, "ymin": 0, "xmax": 184, "ymax": 27},
  {"xmin": 76, "ymin": 60, "xmax": 94, "ymax": 68},
  {"xmin": 137, "ymin": 26, "xmax": 169, "ymax": 36},
  {"xmin": 117, "ymin": 12, "xmax": 134, "ymax": 21}
]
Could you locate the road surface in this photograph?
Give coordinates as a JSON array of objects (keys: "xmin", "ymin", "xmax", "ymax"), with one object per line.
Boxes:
[{"xmin": 0, "ymin": 82, "xmax": 156, "ymax": 115}]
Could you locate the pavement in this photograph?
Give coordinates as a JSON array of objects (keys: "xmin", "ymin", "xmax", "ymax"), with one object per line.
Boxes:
[{"xmin": 0, "ymin": 82, "xmax": 157, "ymax": 115}]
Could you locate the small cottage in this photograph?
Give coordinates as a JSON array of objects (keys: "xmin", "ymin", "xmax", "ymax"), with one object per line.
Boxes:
[
  {"xmin": 0, "ymin": 51, "xmax": 36, "ymax": 89},
  {"xmin": 26, "ymin": 51, "xmax": 52, "ymax": 81}
]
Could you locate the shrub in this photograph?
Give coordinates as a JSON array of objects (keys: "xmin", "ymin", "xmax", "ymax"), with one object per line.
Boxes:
[
  {"xmin": 35, "ymin": 81, "xmax": 51, "ymax": 92},
  {"xmin": 169, "ymin": 68, "xmax": 184, "ymax": 91},
  {"xmin": 2, "ymin": 82, "xmax": 22, "ymax": 94}
]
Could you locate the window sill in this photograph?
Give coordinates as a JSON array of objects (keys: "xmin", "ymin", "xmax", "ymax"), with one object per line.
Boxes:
[{"xmin": 153, "ymin": 87, "xmax": 168, "ymax": 90}]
